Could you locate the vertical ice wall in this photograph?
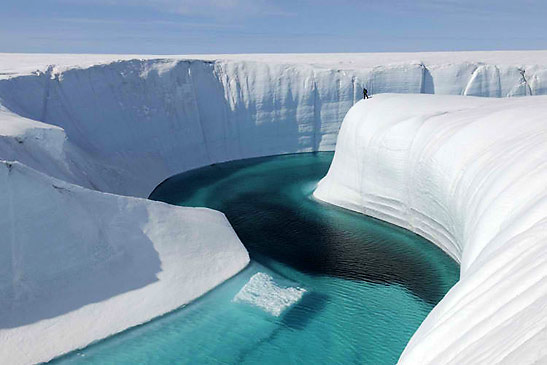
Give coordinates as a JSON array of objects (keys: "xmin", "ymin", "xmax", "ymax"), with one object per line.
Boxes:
[
  {"xmin": 2, "ymin": 58, "xmax": 546, "ymax": 197},
  {"xmin": 314, "ymin": 94, "xmax": 547, "ymax": 364}
]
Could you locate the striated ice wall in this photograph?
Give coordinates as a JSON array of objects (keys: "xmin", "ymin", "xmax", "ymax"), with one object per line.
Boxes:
[
  {"xmin": 1, "ymin": 56, "xmax": 547, "ymax": 197},
  {"xmin": 315, "ymin": 94, "xmax": 547, "ymax": 364}
]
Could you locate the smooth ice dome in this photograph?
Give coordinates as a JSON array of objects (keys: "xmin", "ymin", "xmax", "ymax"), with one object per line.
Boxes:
[
  {"xmin": 315, "ymin": 94, "xmax": 547, "ymax": 364},
  {"xmin": 233, "ymin": 272, "xmax": 306, "ymax": 317},
  {"xmin": 1, "ymin": 51, "xmax": 547, "ymax": 364}
]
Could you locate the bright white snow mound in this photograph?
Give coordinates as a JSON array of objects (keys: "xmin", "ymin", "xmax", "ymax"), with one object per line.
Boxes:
[
  {"xmin": 314, "ymin": 94, "xmax": 547, "ymax": 364},
  {"xmin": 0, "ymin": 161, "xmax": 249, "ymax": 364}
]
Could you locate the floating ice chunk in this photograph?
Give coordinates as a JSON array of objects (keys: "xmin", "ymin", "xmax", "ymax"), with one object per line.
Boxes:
[{"xmin": 233, "ymin": 273, "xmax": 306, "ymax": 316}]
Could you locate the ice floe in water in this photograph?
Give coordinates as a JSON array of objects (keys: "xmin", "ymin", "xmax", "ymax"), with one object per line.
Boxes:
[{"xmin": 233, "ymin": 273, "xmax": 306, "ymax": 316}]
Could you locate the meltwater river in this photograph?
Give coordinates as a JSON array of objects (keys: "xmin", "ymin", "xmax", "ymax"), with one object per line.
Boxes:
[{"xmin": 53, "ymin": 152, "xmax": 458, "ymax": 365}]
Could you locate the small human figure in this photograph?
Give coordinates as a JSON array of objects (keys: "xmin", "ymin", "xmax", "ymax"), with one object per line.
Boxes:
[{"xmin": 363, "ymin": 88, "xmax": 369, "ymax": 99}]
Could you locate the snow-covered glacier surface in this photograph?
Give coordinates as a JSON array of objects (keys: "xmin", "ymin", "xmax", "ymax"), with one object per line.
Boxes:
[
  {"xmin": 2, "ymin": 51, "xmax": 547, "ymax": 197},
  {"xmin": 0, "ymin": 160, "xmax": 249, "ymax": 365},
  {"xmin": 315, "ymin": 94, "xmax": 547, "ymax": 364},
  {"xmin": 1, "ymin": 51, "xmax": 547, "ymax": 364}
]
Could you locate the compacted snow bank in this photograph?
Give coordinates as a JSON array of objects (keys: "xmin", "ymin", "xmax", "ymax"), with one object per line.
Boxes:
[
  {"xmin": 0, "ymin": 160, "xmax": 249, "ymax": 364},
  {"xmin": 314, "ymin": 94, "xmax": 547, "ymax": 364},
  {"xmin": 1, "ymin": 52, "xmax": 547, "ymax": 363}
]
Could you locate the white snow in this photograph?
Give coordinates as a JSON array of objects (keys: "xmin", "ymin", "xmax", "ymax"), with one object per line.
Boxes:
[
  {"xmin": 2, "ymin": 52, "xmax": 547, "ymax": 197},
  {"xmin": 233, "ymin": 272, "xmax": 306, "ymax": 317},
  {"xmin": 314, "ymin": 94, "xmax": 547, "ymax": 364},
  {"xmin": 1, "ymin": 52, "xmax": 547, "ymax": 363},
  {"xmin": 0, "ymin": 160, "xmax": 249, "ymax": 364}
]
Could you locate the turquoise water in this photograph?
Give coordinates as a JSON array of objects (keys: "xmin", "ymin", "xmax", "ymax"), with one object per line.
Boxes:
[{"xmin": 53, "ymin": 153, "xmax": 459, "ymax": 365}]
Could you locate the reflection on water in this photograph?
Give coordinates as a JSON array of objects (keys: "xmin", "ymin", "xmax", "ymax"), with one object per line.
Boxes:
[{"xmin": 52, "ymin": 152, "xmax": 459, "ymax": 365}]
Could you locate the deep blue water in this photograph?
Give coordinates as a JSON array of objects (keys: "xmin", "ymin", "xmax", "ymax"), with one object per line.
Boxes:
[{"xmin": 53, "ymin": 152, "xmax": 459, "ymax": 365}]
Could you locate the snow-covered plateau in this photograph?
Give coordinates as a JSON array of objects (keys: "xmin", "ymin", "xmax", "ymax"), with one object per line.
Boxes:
[
  {"xmin": 315, "ymin": 94, "xmax": 547, "ymax": 364},
  {"xmin": 0, "ymin": 51, "xmax": 546, "ymax": 363}
]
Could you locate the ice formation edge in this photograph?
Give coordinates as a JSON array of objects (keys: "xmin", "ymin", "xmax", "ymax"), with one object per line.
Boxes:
[{"xmin": 314, "ymin": 94, "xmax": 547, "ymax": 364}]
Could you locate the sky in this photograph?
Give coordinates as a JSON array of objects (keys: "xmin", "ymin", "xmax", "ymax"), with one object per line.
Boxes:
[{"xmin": 1, "ymin": 0, "xmax": 546, "ymax": 54}]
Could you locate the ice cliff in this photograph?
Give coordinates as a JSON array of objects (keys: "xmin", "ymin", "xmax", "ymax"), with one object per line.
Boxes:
[
  {"xmin": 2, "ymin": 52, "xmax": 547, "ymax": 197},
  {"xmin": 315, "ymin": 94, "xmax": 547, "ymax": 364},
  {"xmin": 0, "ymin": 51, "xmax": 547, "ymax": 363}
]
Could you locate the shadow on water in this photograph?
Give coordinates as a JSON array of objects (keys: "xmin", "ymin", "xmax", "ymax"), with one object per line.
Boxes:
[
  {"xmin": 223, "ymin": 193, "xmax": 451, "ymax": 305},
  {"xmin": 236, "ymin": 291, "xmax": 330, "ymax": 363},
  {"xmin": 150, "ymin": 152, "xmax": 459, "ymax": 306},
  {"xmin": 281, "ymin": 292, "xmax": 330, "ymax": 330},
  {"xmin": 49, "ymin": 153, "xmax": 459, "ymax": 365}
]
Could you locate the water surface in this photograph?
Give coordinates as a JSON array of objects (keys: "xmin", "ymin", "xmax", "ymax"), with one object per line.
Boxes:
[{"xmin": 53, "ymin": 152, "xmax": 458, "ymax": 365}]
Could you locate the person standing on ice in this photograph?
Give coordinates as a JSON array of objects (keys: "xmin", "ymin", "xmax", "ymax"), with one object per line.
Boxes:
[{"xmin": 363, "ymin": 88, "xmax": 369, "ymax": 99}]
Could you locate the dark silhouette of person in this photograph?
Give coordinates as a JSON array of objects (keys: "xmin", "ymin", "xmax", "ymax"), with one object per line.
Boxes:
[{"xmin": 363, "ymin": 88, "xmax": 369, "ymax": 99}]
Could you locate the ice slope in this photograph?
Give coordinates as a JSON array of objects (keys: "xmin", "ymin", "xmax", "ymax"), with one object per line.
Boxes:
[
  {"xmin": 314, "ymin": 94, "xmax": 547, "ymax": 364},
  {"xmin": 0, "ymin": 160, "xmax": 249, "ymax": 364}
]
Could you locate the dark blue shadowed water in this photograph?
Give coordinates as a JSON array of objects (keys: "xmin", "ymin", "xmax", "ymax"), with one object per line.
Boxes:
[{"xmin": 52, "ymin": 152, "xmax": 459, "ymax": 365}]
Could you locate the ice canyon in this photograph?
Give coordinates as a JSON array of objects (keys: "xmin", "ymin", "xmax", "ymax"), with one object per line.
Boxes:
[{"xmin": 0, "ymin": 51, "xmax": 546, "ymax": 364}]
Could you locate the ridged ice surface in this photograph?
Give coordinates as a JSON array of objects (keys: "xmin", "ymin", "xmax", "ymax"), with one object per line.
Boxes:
[{"xmin": 314, "ymin": 94, "xmax": 547, "ymax": 364}]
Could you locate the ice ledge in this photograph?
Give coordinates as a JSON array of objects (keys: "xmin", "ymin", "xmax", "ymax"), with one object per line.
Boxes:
[
  {"xmin": 0, "ymin": 161, "xmax": 249, "ymax": 364},
  {"xmin": 314, "ymin": 94, "xmax": 547, "ymax": 364}
]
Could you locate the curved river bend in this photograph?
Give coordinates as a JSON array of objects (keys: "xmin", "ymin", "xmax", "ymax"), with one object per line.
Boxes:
[{"xmin": 53, "ymin": 153, "xmax": 458, "ymax": 365}]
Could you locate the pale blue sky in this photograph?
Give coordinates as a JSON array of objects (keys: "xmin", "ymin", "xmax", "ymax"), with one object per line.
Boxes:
[{"xmin": 1, "ymin": 0, "xmax": 546, "ymax": 54}]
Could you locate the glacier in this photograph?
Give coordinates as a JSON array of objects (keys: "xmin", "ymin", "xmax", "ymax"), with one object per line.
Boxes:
[
  {"xmin": 1, "ymin": 51, "xmax": 547, "ymax": 363},
  {"xmin": 0, "ymin": 159, "xmax": 250, "ymax": 365},
  {"xmin": 315, "ymin": 94, "xmax": 547, "ymax": 364}
]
